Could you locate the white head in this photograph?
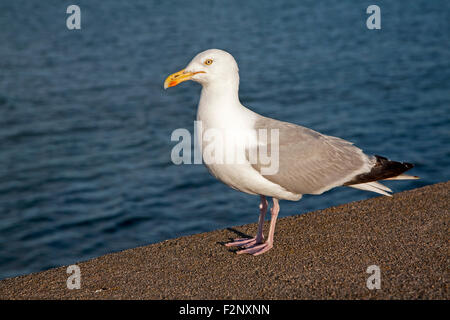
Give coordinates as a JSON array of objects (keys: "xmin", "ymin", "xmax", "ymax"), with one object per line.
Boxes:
[{"xmin": 164, "ymin": 49, "xmax": 239, "ymax": 90}]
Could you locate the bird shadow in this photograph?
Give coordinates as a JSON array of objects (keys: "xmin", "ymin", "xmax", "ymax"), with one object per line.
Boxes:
[{"xmin": 216, "ymin": 227, "xmax": 252, "ymax": 253}]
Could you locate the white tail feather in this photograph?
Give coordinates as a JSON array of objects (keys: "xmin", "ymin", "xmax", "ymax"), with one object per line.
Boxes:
[
  {"xmin": 383, "ymin": 174, "xmax": 419, "ymax": 180},
  {"xmin": 348, "ymin": 181, "xmax": 392, "ymax": 196},
  {"xmin": 368, "ymin": 181, "xmax": 393, "ymax": 192}
]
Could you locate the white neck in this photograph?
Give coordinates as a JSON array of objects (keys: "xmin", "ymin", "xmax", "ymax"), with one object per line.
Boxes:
[
  {"xmin": 200, "ymin": 77, "xmax": 240, "ymax": 105},
  {"xmin": 196, "ymin": 74, "xmax": 258, "ymax": 132}
]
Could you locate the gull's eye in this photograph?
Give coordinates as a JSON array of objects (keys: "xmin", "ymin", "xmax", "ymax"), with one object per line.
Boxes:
[{"xmin": 204, "ymin": 59, "xmax": 213, "ymax": 65}]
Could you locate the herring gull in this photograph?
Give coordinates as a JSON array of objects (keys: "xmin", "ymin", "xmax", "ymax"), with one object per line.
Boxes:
[{"xmin": 164, "ymin": 49, "xmax": 418, "ymax": 255}]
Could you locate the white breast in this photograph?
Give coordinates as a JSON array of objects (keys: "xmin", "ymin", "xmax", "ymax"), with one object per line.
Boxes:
[{"xmin": 196, "ymin": 91, "xmax": 302, "ymax": 201}]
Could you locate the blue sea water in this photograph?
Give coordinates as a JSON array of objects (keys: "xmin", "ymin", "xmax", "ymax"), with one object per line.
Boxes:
[{"xmin": 0, "ymin": 0, "xmax": 448, "ymax": 279}]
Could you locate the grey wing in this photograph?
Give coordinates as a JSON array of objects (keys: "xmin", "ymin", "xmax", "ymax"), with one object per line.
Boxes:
[{"xmin": 250, "ymin": 116, "xmax": 375, "ymax": 195}]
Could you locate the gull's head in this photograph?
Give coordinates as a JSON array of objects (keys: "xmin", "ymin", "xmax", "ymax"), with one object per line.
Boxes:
[{"xmin": 164, "ymin": 49, "xmax": 239, "ymax": 89}]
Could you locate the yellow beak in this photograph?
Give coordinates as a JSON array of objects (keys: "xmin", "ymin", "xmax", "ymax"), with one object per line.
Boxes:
[{"xmin": 164, "ymin": 69, "xmax": 205, "ymax": 89}]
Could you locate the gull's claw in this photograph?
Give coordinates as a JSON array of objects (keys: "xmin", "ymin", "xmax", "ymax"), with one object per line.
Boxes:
[
  {"xmin": 225, "ymin": 237, "xmax": 263, "ymax": 248},
  {"xmin": 236, "ymin": 242, "xmax": 273, "ymax": 256}
]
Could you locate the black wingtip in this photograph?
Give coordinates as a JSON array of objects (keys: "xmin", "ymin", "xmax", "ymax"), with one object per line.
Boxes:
[
  {"xmin": 344, "ymin": 155, "xmax": 415, "ymax": 186},
  {"xmin": 375, "ymin": 155, "xmax": 414, "ymax": 170},
  {"xmin": 404, "ymin": 162, "xmax": 414, "ymax": 169}
]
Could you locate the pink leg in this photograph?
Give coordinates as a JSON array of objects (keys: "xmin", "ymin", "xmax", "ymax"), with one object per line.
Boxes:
[
  {"xmin": 231, "ymin": 198, "xmax": 280, "ymax": 256},
  {"xmin": 237, "ymin": 198, "xmax": 279, "ymax": 255},
  {"xmin": 225, "ymin": 195, "xmax": 268, "ymax": 248}
]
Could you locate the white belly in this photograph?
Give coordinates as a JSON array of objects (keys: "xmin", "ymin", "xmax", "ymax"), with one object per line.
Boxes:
[
  {"xmin": 197, "ymin": 116, "xmax": 301, "ymax": 200},
  {"xmin": 204, "ymin": 162, "xmax": 302, "ymax": 201},
  {"xmin": 196, "ymin": 93, "xmax": 301, "ymax": 201}
]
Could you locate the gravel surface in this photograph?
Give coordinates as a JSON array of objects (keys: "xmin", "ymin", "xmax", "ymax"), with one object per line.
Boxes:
[{"xmin": 0, "ymin": 182, "xmax": 448, "ymax": 300}]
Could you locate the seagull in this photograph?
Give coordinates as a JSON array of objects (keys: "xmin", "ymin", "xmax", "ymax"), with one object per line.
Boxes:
[{"xmin": 164, "ymin": 49, "xmax": 418, "ymax": 256}]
